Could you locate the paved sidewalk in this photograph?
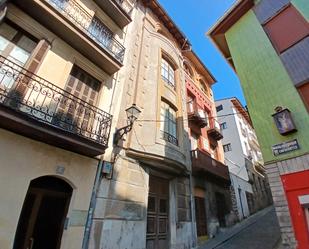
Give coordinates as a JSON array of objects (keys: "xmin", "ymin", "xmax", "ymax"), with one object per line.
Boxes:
[{"xmin": 198, "ymin": 206, "xmax": 281, "ymax": 249}]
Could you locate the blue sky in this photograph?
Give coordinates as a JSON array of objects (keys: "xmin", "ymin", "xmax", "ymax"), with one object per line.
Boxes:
[{"xmin": 157, "ymin": 0, "xmax": 246, "ymax": 105}]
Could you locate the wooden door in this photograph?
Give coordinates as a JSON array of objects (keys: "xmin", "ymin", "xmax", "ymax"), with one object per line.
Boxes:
[
  {"xmin": 215, "ymin": 192, "xmax": 227, "ymax": 227},
  {"xmin": 13, "ymin": 176, "xmax": 72, "ymax": 249},
  {"xmin": 194, "ymin": 197, "xmax": 207, "ymax": 237},
  {"xmin": 146, "ymin": 176, "xmax": 169, "ymax": 249}
]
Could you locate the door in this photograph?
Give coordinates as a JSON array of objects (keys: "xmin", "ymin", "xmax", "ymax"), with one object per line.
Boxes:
[
  {"xmin": 146, "ymin": 176, "xmax": 169, "ymax": 249},
  {"xmin": 56, "ymin": 65, "xmax": 101, "ymax": 134},
  {"xmin": 194, "ymin": 196, "xmax": 207, "ymax": 237},
  {"xmin": 13, "ymin": 176, "xmax": 72, "ymax": 249},
  {"xmin": 215, "ymin": 192, "xmax": 227, "ymax": 227}
]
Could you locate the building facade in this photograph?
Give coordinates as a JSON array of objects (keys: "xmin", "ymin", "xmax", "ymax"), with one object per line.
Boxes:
[
  {"xmin": 0, "ymin": 0, "xmax": 132, "ymax": 248},
  {"xmin": 209, "ymin": 0, "xmax": 309, "ymax": 248},
  {"xmin": 184, "ymin": 52, "xmax": 235, "ymax": 241},
  {"xmin": 216, "ymin": 97, "xmax": 272, "ymax": 219},
  {"xmin": 89, "ymin": 1, "xmax": 197, "ymax": 249}
]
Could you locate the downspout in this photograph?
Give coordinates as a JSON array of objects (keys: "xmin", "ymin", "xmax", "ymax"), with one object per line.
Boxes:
[
  {"xmin": 189, "ymin": 173, "xmax": 197, "ymax": 248},
  {"xmin": 82, "ymin": 160, "xmax": 103, "ymax": 249}
]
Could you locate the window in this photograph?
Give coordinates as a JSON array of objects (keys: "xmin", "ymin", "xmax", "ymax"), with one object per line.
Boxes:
[
  {"xmin": 0, "ymin": 21, "xmax": 37, "ymax": 88},
  {"xmin": 220, "ymin": 122, "xmax": 227, "ymax": 130},
  {"xmin": 161, "ymin": 57, "xmax": 175, "ymax": 88},
  {"xmin": 89, "ymin": 17, "xmax": 113, "ymax": 48},
  {"xmin": 184, "ymin": 62, "xmax": 193, "ymax": 78},
  {"xmin": 264, "ymin": 6, "xmax": 309, "ymax": 53},
  {"xmin": 216, "ymin": 104, "xmax": 223, "ymax": 112},
  {"xmin": 199, "ymin": 80, "xmax": 208, "ymax": 95},
  {"xmin": 223, "ymin": 143, "xmax": 232, "ymax": 152},
  {"xmin": 190, "ymin": 132, "xmax": 199, "ymax": 150},
  {"xmin": 160, "ymin": 100, "xmax": 178, "ymax": 145}
]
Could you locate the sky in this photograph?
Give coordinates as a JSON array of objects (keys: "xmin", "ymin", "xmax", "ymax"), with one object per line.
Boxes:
[{"xmin": 157, "ymin": 0, "xmax": 246, "ymax": 105}]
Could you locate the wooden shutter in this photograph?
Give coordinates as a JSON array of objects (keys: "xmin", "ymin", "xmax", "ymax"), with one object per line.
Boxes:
[
  {"xmin": 298, "ymin": 83, "xmax": 309, "ymax": 112},
  {"xmin": 13, "ymin": 39, "xmax": 50, "ymax": 100},
  {"xmin": 24, "ymin": 39, "xmax": 50, "ymax": 74},
  {"xmin": 264, "ymin": 6, "xmax": 309, "ymax": 53}
]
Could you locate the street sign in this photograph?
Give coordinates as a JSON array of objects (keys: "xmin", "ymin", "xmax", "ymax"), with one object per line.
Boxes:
[{"xmin": 272, "ymin": 139, "xmax": 300, "ymax": 156}]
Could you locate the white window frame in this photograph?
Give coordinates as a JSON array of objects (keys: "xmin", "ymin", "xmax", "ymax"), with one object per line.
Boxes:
[{"xmin": 161, "ymin": 57, "xmax": 175, "ymax": 88}]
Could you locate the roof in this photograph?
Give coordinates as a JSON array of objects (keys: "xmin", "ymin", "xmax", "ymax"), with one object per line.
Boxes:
[
  {"xmin": 141, "ymin": 0, "xmax": 191, "ymax": 50},
  {"xmin": 183, "ymin": 50, "xmax": 217, "ymax": 85},
  {"xmin": 230, "ymin": 98, "xmax": 253, "ymax": 127},
  {"xmin": 207, "ymin": 0, "xmax": 254, "ymax": 69}
]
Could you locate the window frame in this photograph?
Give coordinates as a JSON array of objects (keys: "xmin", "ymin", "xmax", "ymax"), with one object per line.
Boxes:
[
  {"xmin": 216, "ymin": 104, "xmax": 223, "ymax": 112},
  {"xmin": 263, "ymin": 5, "xmax": 309, "ymax": 54},
  {"xmin": 161, "ymin": 56, "xmax": 176, "ymax": 89},
  {"xmin": 223, "ymin": 143, "xmax": 232, "ymax": 152},
  {"xmin": 160, "ymin": 100, "xmax": 178, "ymax": 146},
  {"xmin": 220, "ymin": 122, "xmax": 227, "ymax": 130}
]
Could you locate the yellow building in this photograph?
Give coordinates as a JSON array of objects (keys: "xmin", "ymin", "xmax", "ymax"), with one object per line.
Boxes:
[{"xmin": 0, "ymin": 0, "xmax": 133, "ymax": 248}]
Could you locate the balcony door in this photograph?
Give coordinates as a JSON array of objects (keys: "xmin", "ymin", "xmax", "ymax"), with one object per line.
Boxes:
[
  {"xmin": 146, "ymin": 176, "xmax": 169, "ymax": 249},
  {"xmin": 13, "ymin": 176, "xmax": 72, "ymax": 249},
  {"xmin": 0, "ymin": 21, "xmax": 37, "ymax": 89},
  {"xmin": 56, "ymin": 65, "xmax": 101, "ymax": 134}
]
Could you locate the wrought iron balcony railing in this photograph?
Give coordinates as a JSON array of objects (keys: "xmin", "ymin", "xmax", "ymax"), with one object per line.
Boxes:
[
  {"xmin": 46, "ymin": 0, "xmax": 125, "ymax": 63},
  {"xmin": 0, "ymin": 56, "xmax": 112, "ymax": 147},
  {"xmin": 161, "ymin": 131, "xmax": 178, "ymax": 146}
]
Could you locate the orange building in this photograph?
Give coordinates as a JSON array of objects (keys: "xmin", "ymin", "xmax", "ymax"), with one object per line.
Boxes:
[{"xmin": 183, "ymin": 51, "xmax": 235, "ymax": 240}]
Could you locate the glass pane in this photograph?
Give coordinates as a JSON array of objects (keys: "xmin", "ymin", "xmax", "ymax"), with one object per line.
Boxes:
[
  {"xmin": 9, "ymin": 47, "xmax": 31, "ymax": 65},
  {"xmin": 0, "ymin": 36, "xmax": 9, "ymax": 53},
  {"xmin": 17, "ymin": 35, "xmax": 37, "ymax": 53}
]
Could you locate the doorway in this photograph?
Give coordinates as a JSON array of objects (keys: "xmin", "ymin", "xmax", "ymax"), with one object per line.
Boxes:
[
  {"xmin": 13, "ymin": 176, "xmax": 73, "ymax": 249},
  {"xmin": 194, "ymin": 196, "xmax": 207, "ymax": 237},
  {"xmin": 146, "ymin": 176, "xmax": 169, "ymax": 249}
]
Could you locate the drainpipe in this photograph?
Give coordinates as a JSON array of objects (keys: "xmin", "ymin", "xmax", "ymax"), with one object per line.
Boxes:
[
  {"xmin": 189, "ymin": 173, "xmax": 197, "ymax": 248},
  {"xmin": 82, "ymin": 160, "xmax": 103, "ymax": 249}
]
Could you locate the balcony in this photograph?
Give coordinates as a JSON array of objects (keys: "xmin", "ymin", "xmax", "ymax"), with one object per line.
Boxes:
[
  {"xmin": 94, "ymin": 0, "xmax": 132, "ymax": 28},
  {"xmin": 191, "ymin": 149, "xmax": 230, "ymax": 184},
  {"xmin": 161, "ymin": 131, "xmax": 178, "ymax": 146},
  {"xmin": 0, "ymin": 56, "xmax": 112, "ymax": 157},
  {"xmin": 14, "ymin": 0, "xmax": 125, "ymax": 74},
  {"xmin": 207, "ymin": 119, "xmax": 223, "ymax": 141},
  {"xmin": 187, "ymin": 101, "xmax": 208, "ymax": 128}
]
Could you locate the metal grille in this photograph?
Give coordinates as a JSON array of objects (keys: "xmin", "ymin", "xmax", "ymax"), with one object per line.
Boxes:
[
  {"xmin": 46, "ymin": 0, "xmax": 125, "ymax": 62},
  {"xmin": 0, "ymin": 56, "xmax": 112, "ymax": 146},
  {"xmin": 161, "ymin": 131, "xmax": 178, "ymax": 146}
]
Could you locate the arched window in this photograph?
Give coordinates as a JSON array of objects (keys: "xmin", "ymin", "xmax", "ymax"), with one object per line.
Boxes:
[
  {"xmin": 184, "ymin": 62, "xmax": 193, "ymax": 78},
  {"xmin": 199, "ymin": 80, "xmax": 208, "ymax": 95},
  {"xmin": 161, "ymin": 57, "xmax": 175, "ymax": 88}
]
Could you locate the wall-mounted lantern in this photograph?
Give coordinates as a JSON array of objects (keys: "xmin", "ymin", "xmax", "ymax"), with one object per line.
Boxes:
[
  {"xmin": 272, "ymin": 107, "xmax": 297, "ymax": 135},
  {"xmin": 113, "ymin": 104, "xmax": 141, "ymax": 145}
]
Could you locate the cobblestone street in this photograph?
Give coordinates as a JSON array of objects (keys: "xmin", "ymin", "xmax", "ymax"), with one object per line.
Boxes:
[{"xmin": 199, "ymin": 207, "xmax": 281, "ymax": 249}]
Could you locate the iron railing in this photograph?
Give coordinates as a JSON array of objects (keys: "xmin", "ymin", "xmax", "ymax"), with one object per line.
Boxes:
[
  {"xmin": 46, "ymin": 0, "xmax": 125, "ymax": 62},
  {"xmin": 161, "ymin": 131, "xmax": 178, "ymax": 146},
  {"xmin": 0, "ymin": 56, "xmax": 112, "ymax": 146}
]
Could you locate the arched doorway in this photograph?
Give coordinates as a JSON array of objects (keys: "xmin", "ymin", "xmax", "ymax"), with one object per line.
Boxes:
[{"xmin": 13, "ymin": 176, "xmax": 73, "ymax": 249}]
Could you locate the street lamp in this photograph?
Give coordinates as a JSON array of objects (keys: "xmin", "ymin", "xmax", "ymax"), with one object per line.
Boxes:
[{"xmin": 113, "ymin": 104, "xmax": 141, "ymax": 145}]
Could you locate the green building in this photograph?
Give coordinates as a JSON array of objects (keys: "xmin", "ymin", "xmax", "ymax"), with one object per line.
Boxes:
[{"xmin": 209, "ymin": 0, "xmax": 309, "ymax": 248}]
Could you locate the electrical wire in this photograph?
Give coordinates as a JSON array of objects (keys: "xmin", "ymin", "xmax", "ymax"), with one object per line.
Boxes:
[{"xmin": 130, "ymin": 111, "xmax": 244, "ymax": 123}]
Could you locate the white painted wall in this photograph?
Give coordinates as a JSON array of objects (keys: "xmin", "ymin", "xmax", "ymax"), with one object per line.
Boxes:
[{"xmin": 215, "ymin": 98, "xmax": 255, "ymax": 220}]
